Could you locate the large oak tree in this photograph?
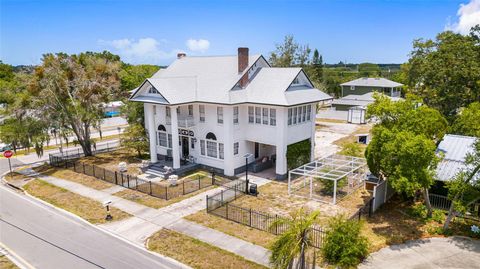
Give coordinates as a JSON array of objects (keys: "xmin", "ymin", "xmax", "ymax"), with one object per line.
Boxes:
[{"xmin": 30, "ymin": 52, "xmax": 121, "ymax": 156}]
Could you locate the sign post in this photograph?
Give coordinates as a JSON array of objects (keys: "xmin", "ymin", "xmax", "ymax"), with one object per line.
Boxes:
[{"xmin": 3, "ymin": 150, "xmax": 14, "ymax": 179}]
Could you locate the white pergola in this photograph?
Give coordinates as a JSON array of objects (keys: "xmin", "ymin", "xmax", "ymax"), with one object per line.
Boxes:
[{"xmin": 288, "ymin": 154, "xmax": 367, "ymax": 204}]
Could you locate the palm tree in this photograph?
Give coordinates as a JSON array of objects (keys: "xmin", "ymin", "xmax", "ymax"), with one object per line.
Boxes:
[{"xmin": 269, "ymin": 209, "xmax": 320, "ymax": 269}]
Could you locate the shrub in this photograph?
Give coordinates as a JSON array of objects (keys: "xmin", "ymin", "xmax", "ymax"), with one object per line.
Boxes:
[
  {"xmin": 339, "ymin": 142, "xmax": 363, "ymax": 157},
  {"xmin": 321, "ymin": 216, "xmax": 369, "ymax": 267},
  {"xmin": 286, "ymin": 139, "xmax": 311, "ymax": 170},
  {"xmin": 407, "ymin": 203, "xmax": 445, "ymax": 223}
]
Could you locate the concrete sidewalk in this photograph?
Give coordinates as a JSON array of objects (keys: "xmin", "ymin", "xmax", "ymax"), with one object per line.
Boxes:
[
  {"xmin": 17, "ymin": 167, "xmax": 272, "ymax": 267},
  {"xmin": 359, "ymin": 237, "xmax": 480, "ymax": 269}
]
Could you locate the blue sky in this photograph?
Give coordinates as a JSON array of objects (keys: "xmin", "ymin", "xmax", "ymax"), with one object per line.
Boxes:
[{"xmin": 1, "ymin": 0, "xmax": 479, "ymax": 66}]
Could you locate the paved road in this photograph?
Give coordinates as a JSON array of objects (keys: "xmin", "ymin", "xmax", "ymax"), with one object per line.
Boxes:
[
  {"xmin": 0, "ymin": 185, "xmax": 189, "ymax": 269},
  {"xmin": 359, "ymin": 237, "xmax": 480, "ymax": 269}
]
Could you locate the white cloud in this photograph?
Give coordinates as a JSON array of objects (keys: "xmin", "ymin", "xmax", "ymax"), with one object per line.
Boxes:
[
  {"xmin": 446, "ymin": 0, "xmax": 480, "ymax": 34},
  {"xmin": 99, "ymin": 37, "xmax": 181, "ymax": 64},
  {"xmin": 186, "ymin": 39, "xmax": 210, "ymax": 52}
]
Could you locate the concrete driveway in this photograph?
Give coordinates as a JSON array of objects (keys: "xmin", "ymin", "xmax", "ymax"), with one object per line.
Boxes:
[{"xmin": 359, "ymin": 237, "xmax": 480, "ymax": 269}]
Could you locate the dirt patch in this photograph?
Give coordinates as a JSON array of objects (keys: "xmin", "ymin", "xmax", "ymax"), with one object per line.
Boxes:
[
  {"xmin": 24, "ymin": 179, "xmax": 131, "ymax": 224},
  {"xmin": 147, "ymin": 229, "xmax": 267, "ymax": 269},
  {"xmin": 0, "ymin": 255, "xmax": 18, "ymax": 269}
]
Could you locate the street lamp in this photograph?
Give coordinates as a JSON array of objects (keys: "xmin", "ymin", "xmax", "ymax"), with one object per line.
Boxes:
[{"xmin": 243, "ymin": 153, "xmax": 253, "ymax": 194}]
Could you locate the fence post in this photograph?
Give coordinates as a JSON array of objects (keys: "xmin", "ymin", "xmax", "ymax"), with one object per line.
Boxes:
[
  {"xmin": 249, "ymin": 208, "xmax": 252, "ymax": 227},
  {"xmin": 135, "ymin": 177, "xmax": 138, "ymax": 190},
  {"xmin": 275, "ymin": 215, "xmax": 278, "ymax": 235},
  {"xmin": 183, "ymin": 180, "xmax": 185, "ymax": 195},
  {"xmin": 115, "ymin": 171, "xmax": 118, "ymax": 185},
  {"xmin": 369, "ymin": 198, "xmax": 374, "ymax": 217},
  {"xmin": 83, "ymin": 163, "xmax": 85, "ymax": 174},
  {"xmin": 165, "ymin": 186, "xmax": 168, "ymax": 200},
  {"xmin": 103, "ymin": 168, "xmax": 106, "ymax": 180},
  {"xmin": 121, "ymin": 173, "xmax": 124, "ymax": 186},
  {"xmin": 73, "ymin": 162, "xmax": 76, "ymax": 172},
  {"xmin": 93, "ymin": 165, "xmax": 95, "ymax": 177},
  {"xmin": 198, "ymin": 176, "xmax": 201, "ymax": 190},
  {"xmin": 226, "ymin": 203, "xmax": 228, "ymax": 219},
  {"xmin": 149, "ymin": 181, "xmax": 152, "ymax": 195},
  {"xmin": 127, "ymin": 175, "xmax": 130, "ymax": 188}
]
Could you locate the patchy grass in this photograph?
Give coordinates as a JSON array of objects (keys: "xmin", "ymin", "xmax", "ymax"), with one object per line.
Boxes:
[
  {"xmin": 333, "ymin": 124, "xmax": 372, "ymax": 156},
  {"xmin": 147, "ymin": 229, "xmax": 267, "ymax": 269},
  {"xmin": 33, "ymin": 165, "xmax": 112, "ymax": 190},
  {"xmin": 114, "ymin": 184, "xmax": 217, "ymax": 209},
  {"xmin": 24, "ymin": 179, "xmax": 131, "ymax": 224},
  {"xmin": 230, "ymin": 182, "xmax": 345, "ymax": 223},
  {"xmin": 3, "ymin": 172, "xmax": 32, "ymax": 186},
  {"xmin": 0, "ymin": 255, "xmax": 19, "ymax": 269},
  {"xmin": 185, "ymin": 211, "xmax": 277, "ymax": 248},
  {"xmin": 338, "ymin": 188, "xmax": 373, "ymax": 216},
  {"xmin": 316, "ymin": 118, "xmax": 348, "ymax": 124},
  {"xmin": 80, "ymin": 149, "xmax": 144, "ymax": 175},
  {"xmin": 361, "ymin": 197, "xmax": 479, "ymax": 252}
]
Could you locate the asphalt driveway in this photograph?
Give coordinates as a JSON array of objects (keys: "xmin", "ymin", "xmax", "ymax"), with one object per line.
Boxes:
[{"xmin": 359, "ymin": 237, "xmax": 480, "ymax": 269}]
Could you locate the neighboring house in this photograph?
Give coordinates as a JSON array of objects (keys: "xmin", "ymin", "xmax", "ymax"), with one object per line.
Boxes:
[
  {"xmin": 331, "ymin": 92, "xmax": 402, "ymax": 112},
  {"xmin": 340, "ymin": 77, "xmax": 403, "ymax": 98},
  {"xmin": 436, "ymin": 134, "xmax": 478, "ymax": 182},
  {"xmin": 129, "ymin": 48, "xmax": 332, "ymax": 179}
]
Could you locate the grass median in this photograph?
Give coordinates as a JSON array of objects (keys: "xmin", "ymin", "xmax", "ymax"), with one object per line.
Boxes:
[
  {"xmin": 0, "ymin": 255, "xmax": 19, "ymax": 269},
  {"xmin": 24, "ymin": 179, "xmax": 131, "ymax": 224},
  {"xmin": 147, "ymin": 229, "xmax": 267, "ymax": 269}
]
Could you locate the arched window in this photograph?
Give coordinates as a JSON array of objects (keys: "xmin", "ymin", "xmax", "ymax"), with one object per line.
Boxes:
[
  {"xmin": 157, "ymin": 125, "xmax": 169, "ymax": 147},
  {"xmin": 206, "ymin": 132, "xmax": 217, "ymax": 141}
]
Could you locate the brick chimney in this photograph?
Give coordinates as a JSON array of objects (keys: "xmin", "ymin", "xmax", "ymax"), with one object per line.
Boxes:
[
  {"xmin": 177, "ymin": 52, "xmax": 186, "ymax": 59},
  {"xmin": 238, "ymin": 47, "xmax": 249, "ymax": 88}
]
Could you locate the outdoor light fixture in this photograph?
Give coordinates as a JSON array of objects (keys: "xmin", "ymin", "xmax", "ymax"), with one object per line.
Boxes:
[
  {"xmin": 103, "ymin": 200, "xmax": 113, "ymax": 221},
  {"xmin": 243, "ymin": 153, "xmax": 254, "ymax": 194}
]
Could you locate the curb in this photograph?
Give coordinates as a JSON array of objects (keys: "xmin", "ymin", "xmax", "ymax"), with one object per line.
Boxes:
[
  {"xmin": 0, "ymin": 242, "xmax": 35, "ymax": 269},
  {"xmin": 0, "ymin": 177, "xmax": 191, "ymax": 269}
]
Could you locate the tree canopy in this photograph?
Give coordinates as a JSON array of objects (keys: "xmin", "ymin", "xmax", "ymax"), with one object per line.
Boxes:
[
  {"xmin": 30, "ymin": 51, "xmax": 121, "ymax": 156},
  {"xmin": 451, "ymin": 101, "xmax": 480, "ymax": 137},
  {"xmin": 403, "ymin": 26, "xmax": 480, "ymax": 120}
]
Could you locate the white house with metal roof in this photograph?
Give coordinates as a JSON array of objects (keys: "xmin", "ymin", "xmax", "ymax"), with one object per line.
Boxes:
[
  {"xmin": 340, "ymin": 77, "xmax": 403, "ymax": 97},
  {"xmin": 435, "ymin": 134, "xmax": 478, "ymax": 182},
  {"xmin": 130, "ymin": 48, "xmax": 333, "ymax": 179}
]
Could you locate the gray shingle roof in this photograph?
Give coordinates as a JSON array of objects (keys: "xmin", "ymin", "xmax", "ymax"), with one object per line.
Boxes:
[
  {"xmin": 130, "ymin": 55, "xmax": 332, "ymax": 106},
  {"xmin": 340, "ymin": 77, "xmax": 403, "ymax": 88},
  {"xmin": 332, "ymin": 92, "xmax": 402, "ymax": 107},
  {"xmin": 435, "ymin": 134, "xmax": 478, "ymax": 182}
]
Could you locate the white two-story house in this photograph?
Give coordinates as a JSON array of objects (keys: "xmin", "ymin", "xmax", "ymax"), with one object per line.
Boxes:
[{"xmin": 129, "ymin": 48, "xmax": 332, "ymax": 179}]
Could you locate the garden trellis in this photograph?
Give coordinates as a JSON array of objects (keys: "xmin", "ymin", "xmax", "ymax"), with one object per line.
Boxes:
[{"xmin": 288, "ymin": 154, "xmax": 367, "ymax": 204}]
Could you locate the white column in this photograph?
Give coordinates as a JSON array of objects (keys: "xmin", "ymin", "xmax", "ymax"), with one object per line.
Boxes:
[
  {"xmin": 310, "ymin": 104, "xmax": 316, "ymax": 161},
  {"xmin": 275, "ymin": 107, "xmax": 288, "ymax": 179},
  {"xmin": 170, "ymin": 105, "xmax": 180, "ymax": 169},
  {"xmin": 223, "ymin": 106, "xmax": 235, "ymax": 176},
  {"xmin": 146, "ymin": 104, "xmax": 158, "ymax": 163}
]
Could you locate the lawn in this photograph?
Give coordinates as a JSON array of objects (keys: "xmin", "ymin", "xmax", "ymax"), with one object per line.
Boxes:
[
  {"xmin": 2, "ymin": 172, "xmax": 32, "ymax": 187},
  {"xmin": 230, "ymin": 182, "xmax": 349, "ymax": 224},
  {"xmin": 147, "ymin": 229, "xmax": 267, "ymax": 269},
  {"xmin": 333, "ymin": 124, "xmax": 372, "ymax": 156},
  {"xmin": 0, "ymin": 255, "xmax": 18, "ymax": 269},
  {"xmin": 80, "ymin": 149, "xmax": 144, "ymax": 175},
  {"xmin": 33, "ymin": 164, "xmax": 113, "ymax": 190},
  {"xmin": 185, "ymin": 211, "xmax": 277, "ymax": 248},
  {"xmin": 114, "ymin": 184, "xmax": 217, "ymax": 209},
  {"xmin": 361, "ymin": 197, "xmax": 480, "ymax": 252},
  {"xmin": 24, "ymin": 179, "xmax": 131, "ymax": 224}
]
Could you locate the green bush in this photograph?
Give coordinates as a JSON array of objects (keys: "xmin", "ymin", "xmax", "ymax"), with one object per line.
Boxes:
[
  {"xmin": 339, "ymin": 142, "xmax": 363, "ymax": 157},
  {"xmin": 321, "ymin": 216, "xmax": 369, "ymax": 267},
  {"xmin": 319, "ymin": 177, "xmax": 347, "ymax": 195},
  {"xmin": 406, "ymin": 203, "xmax": 445, "ymax": 223},
  {"xmin": 286, "ymin": 139, "xmax": 311, "ymax": 170}
]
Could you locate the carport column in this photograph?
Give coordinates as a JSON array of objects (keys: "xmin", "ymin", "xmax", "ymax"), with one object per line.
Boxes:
[
  {"xmin": 170, "ymin": 105, "xmax": 180, "ymax": 169},
  {"xmin": 146, "ymin": 103, "xmax": 158, "ymax": 163},
  {"xmin": 310, "ymin": 103, "xmax": 316, "ymax": 161},
  {"xmin": 275, "ymin": 107, "xmax": 288, "ymax": 179},
  {"xmin": 223, "ymin": 106, "xmax": 234, "ymax": 176}
]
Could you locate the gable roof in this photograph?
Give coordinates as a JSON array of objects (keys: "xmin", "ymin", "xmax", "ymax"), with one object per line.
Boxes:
[
  {"xmin": 130, "ymin": 54, "xmax": 332, "ymax": 106},
  {"xmin": 332, "ymin": 92, "xmax": 402, "ymax": 107},
  {"xmin": 435, "ymin": 134, "xmax": 478, "ymax": 182},
  {"xmin": 340, "ymin": 77, "xmax": 403, "ymax": 88}
]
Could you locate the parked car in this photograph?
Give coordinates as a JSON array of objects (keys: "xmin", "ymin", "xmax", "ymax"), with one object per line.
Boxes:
[{"xmin": 0, "ymin": 143, "xmax": 12, "ymax": 152}]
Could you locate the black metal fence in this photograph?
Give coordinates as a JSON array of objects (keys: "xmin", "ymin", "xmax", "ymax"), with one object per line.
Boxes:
[
  {"xmin": 48, "ymin": 141, "xmax": 119, "ymax": 163},
  {"xmin": 349, "ymin": 197, "xmax": 375, "ymax": 221},
  {"xmin": 206, "ymin": 185, "xmax": 326, "ymax": 248},
  {"xmin": 49, "ymin": 156, "xmax": 218, "ymax": 200}
]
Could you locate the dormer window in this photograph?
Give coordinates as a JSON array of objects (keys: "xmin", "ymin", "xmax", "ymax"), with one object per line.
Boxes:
[{"xmin": 292, "ymin": 77, "xmax": 300, "ymax": 85}]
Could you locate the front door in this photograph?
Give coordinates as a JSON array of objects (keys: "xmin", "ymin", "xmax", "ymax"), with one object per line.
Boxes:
[{"xmin": 181, "ymin": 136, "xmax": 189, "ymax": 159}]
